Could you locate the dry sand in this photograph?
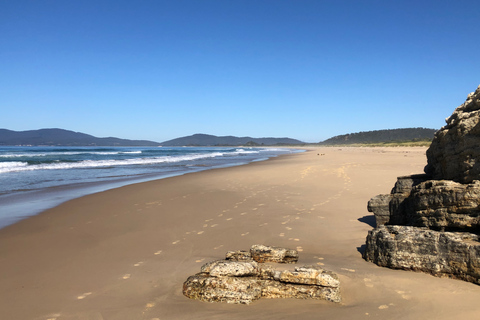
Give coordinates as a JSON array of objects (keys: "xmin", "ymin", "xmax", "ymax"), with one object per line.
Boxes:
[{"xmin": 1, "ymin": 147, "xmax": 479, "ymax": 320}]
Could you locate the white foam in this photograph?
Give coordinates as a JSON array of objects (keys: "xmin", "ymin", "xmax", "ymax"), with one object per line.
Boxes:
[
  {"xmin": 0, "ymin": 162, "xmax": 29, "ymax": 173},
  {"xmin": 0, "ymin": 152, "xmax": 224, "ymax": 174},
  {"xmin": 0, "ymin": 150, "xmax": 142, "ymax": 158}
]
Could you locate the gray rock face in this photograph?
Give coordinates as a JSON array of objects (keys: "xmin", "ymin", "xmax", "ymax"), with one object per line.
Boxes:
[
  {"xmin": 363, "ymin": 226, "xmax": 480, "ymax": 284},
  {"xmin": 183, "ymin": 245, "xmax": 341, "ymax": 304},
  {"xmin": 368, "ymin": 176, "xmax": 480, "ymax": 230},
  {"xmin": 425, "ymin": 85, "xmax": 480, "ymax": 183},
  {"xmin": 364, "ymin": 86, "xmax": 480, "ymax": 285}
]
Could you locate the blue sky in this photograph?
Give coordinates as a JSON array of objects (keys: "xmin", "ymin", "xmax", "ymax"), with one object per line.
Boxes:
[{"xmin": 1, "ymin": 0, "xmax": 479, "ymax": 143}]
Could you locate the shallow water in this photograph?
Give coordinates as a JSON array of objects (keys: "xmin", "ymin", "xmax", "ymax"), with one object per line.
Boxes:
[{"xmin": 0, "ymin": 146, "xmax": 302, "ymax": 228}]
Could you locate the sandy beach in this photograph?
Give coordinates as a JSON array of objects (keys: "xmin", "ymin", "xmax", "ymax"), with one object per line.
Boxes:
[{"xmin": 1, "ymin": 147, "xmax": 479, "ymax": 320}]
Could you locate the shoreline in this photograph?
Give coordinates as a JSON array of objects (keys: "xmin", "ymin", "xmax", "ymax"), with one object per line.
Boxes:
[
  {"xmin": 0, "ymin": 148, "xmax": 303, "ymax": 229},
  {"xmin": 1, "ymin": 146, "xmax": 479, "ymax": 320}
]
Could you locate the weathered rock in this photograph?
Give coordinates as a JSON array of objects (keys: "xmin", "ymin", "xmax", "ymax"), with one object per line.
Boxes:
[
  {"xmin": 250, "ymin": 244, "xmax": 299, "ymax": 263},
  {"xmin": 425, "ymin": 85, "xmax": 480, "ymax": 183},
  {"xmin": 183, "ymin": 245, "xmax": 341, "ymax": 304},
  {"xmin": 183, "ymin": 273, "xmax": 263, "ymax": 304},
  {"xmin": 409, "ymin": 180, "xmax": 480, "ymax": 229},
  {"xmin": 262, "ymin": 280, "xmax": 341, "ymax": 303},
  {"xmin": 363, "ymin": 225, "xmax": 480, "ymax": 284},
  {"xmin": 364, "ymin": 86, "xmax": 480, "ymax": 286},
  {"xmin": 368, "ymin": 174, "xmax": 430, "ymax": 226},
  {"xmin": 201, "ymin": 260, "xmax": 259, "ymax": 277},
  {"xmin": 279, "ymin": 266, "xmax": 340, "ymax": 288},
  {"xmin": 368, "ymin": 177, "xmax": 480, "ymax": 230},
  {"xmin": 391, "ymin": 174, "xmax": 431, "ymax": 194},
  {"xmin": 225, "ymin": 250, "xmax": 252, "ymax": 261}
]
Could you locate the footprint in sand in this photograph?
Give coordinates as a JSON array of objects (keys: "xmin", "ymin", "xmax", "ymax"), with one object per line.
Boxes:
[
  {"xmin": 214, "ymin": 245, "xmax": 224, "ymax": 250},
  {"xmin": 195, "ymin": 258, "xmax": 205, "ymax": 263},
  {"xmin": 252, "ymin": 208, "xmax": 258, "ymax": 211},
  {"xmin": 378, "ymin": 305, "xmax": 389, "ymax": 309},
  {"xmin": 241, "ymin": 232, "xmax": 250, "ymax": 236},
  {"xmin": 316, "ymin": 262, "xmax": 325, "ymax": 266},
  {"xmin": 279, "ymin": 233, "xmax": 285, "ymax": 237},
  {"xmin": 172, "ymin": 240, "xmax": 180, "ymax": 245},
  {"xmin": 285, "ymin": 227, "xmax": 292, "ymax": 230},
  {"xmin": 296, "ymin": 246, "xmax": 303, "ymax": 252},
  {"xmin": 46, "ymin": 314, "xmax": 61, "ymax": 320},
  {"xmin": 197, "ymin": 231, "xmax": 204, "ymax": 235},
  {"xmin": 226, "ymin": 218, "xmax": 233, "ymax": 221},
  {"xmin": 259, "ymin": 223, "xmax": 268, "ymax": 227},
  {"xmin": 77, "ymin": 292, "xmax": 92, "ymax": 300},
  {"xmin": 218, "ymin": 213, "xmax": 224, "ymax": 217},
  {"xmin": 203, "ymin": 224, "xmax": 208, "ymax": 228},
  {"xmin": 240, "ymin": 212, "xmax": 248, "ymax": 215},
  {"xmin": 364, "ymin": 278, "xmax": 374, "ymax": 287},
  {"xmin": 154, "ymin": 250, "xmax": 162, "ymax": 255},
  {"xmin": 134, "ymin": 261, "xmax": 144, "ymax": 267},
  {"xmin": 122, "ymin": 274, "xmax": 131, "ymax": 280},
  {"xmin": 210, "ymin": 224, "xmax": 218, "ymax": 227},
  {"xmin": 395, "ymin": 290, "xmax": 411, "ymax": 300}
]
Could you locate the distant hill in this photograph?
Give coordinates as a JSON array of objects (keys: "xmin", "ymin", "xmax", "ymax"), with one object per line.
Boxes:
[
  {"xmin": 0, "ymin": 129, "xmax": 160, "ymax": 146},
  {"xmin": 320, "ymin": 128, "xmax": 437, "ymax": 145},
  {"xmin": 161, "ymin": 134, "xmax": 305, "ymax": 146}
]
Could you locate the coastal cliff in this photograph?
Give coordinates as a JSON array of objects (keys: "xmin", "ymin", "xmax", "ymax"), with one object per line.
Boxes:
[{"xmin": 364, "ymin": 85, "xmax": 480, "ymax": 284}]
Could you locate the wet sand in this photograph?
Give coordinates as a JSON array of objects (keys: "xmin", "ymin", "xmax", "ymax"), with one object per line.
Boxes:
[{"xmin": 1, "ymin": 147, "xmax": 479, "ymax": 320}]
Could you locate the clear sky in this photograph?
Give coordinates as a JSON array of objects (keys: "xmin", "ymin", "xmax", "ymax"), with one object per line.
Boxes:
[{"xmin": 1, "ymin": 0, "xmax": 479, "ymax": 143}]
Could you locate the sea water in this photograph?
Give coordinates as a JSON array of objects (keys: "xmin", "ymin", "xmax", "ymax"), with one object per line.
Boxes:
[{"xmin": 0, "ymin": 146, "xmax": 301, "ymax": 228}]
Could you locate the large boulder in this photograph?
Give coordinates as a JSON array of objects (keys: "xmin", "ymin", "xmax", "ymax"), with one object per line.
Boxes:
[{"xmin": 425, "ymin": 85, "xmax": 480, "ymax": 183}]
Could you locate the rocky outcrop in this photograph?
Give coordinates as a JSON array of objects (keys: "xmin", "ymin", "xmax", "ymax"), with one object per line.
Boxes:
[
  {"xmin": 183, "ymin": 245, "xmax": 341, "ymax": 304},
  {"xmin": 425, "ymin": 85, "xmax": 480, "ymax": 183},
  {"xmin": 364, "ymin": 85, "xmax": 480, "ymax": 285},
  {"xmin": 368, "ymin": 178, "xmax": 480, "ymax": 230},
  {"xmin": 364, "ymin": 226, "xmax": 480, "ymax": 284}
]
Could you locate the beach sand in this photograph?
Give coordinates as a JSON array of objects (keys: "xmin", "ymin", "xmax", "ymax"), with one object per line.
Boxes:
[{"xmin": 1, "ymin": 147, "xmax": 479, "ymax": 320}]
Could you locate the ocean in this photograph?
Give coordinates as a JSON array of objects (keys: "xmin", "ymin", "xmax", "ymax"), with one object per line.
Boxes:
[{"xmin": 0, "ymin": 146, "xmax": 302, "ymax": 228}]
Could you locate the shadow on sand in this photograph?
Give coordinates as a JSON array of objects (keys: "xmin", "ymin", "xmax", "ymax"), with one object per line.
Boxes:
[{"xmin": 358, "ymin": 214, "xmax": 376, "ymax": 228}]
